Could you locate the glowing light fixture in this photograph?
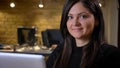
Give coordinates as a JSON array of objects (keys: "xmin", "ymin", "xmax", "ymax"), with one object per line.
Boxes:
[
  {"xmin": 98, "ymin": 0, "xmax": 105, "ymax": 7},
  {"xmin": 10, "ymin": 2, "xmax": 15, "ymax": 8},
  {"xmin": 39, "ymin": 4, "xmax": 44, "ymax": 8},
  {"xmin": 38, "ymin": 0, "xmax": 44, "ymax": 8},
  {"xmin": 99, "ymin": 3, "xmax": 102, "ymax": 7}
]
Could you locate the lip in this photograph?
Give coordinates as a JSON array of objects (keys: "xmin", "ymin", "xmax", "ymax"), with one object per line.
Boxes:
[{"xmin": 72, "ymin": 28, "xmax": 83, "ymax": 32}]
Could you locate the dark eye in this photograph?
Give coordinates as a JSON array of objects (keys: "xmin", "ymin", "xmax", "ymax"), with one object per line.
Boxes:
[
  {"xmin": 68, "ymin": 15, "xmax": 73, "ymax": 20},
  {"xmin": 79, "ymin": 15, "xmax": 88, "ymax": 19}
]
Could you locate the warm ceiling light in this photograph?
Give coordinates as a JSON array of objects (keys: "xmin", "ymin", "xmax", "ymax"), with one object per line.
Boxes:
[
  {"xmin": 99, "ymin": 0, "xmax": 105, "ymax": 7},
  {"xmin": 99, "ymin": 3, "xmax": 102, "ymax": 7},
  {"xmin": 39, "ymin": 3, "xmax": 44, "ymax": 8},
  {"xmin": 10, "ymin": 2, "xmax": 15, "ymax": 8},
  {"xmin": 39, "ymin": 0, "xmax": 44, "ymax": 8}
]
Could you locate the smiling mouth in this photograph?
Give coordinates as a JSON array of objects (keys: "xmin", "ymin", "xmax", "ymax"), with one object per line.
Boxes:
[{"xmin": 72, "ymin": 28, "xmax": 83, "ymax": 32}]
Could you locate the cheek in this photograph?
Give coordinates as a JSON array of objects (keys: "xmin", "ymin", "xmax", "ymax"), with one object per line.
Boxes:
[
  {"xmin": 87, "ymin": 24, "xmax": 94, "ymax": 32},
  {"xmin": 88, "ymin": 17, "xmax": 95, "ymax": 27},
  {"xmin": 67, "ymin": 22, "xmax": 71, "ymax": 30},
  {"xmin": 83, "ymin": 19, "xmax": 95, "ymax": 32},
  {"xmin": 87, "ymin": 23, "xmax": 95, "ymax": 33},
  {"xmin": 66, "ymin": 22, "xmax": 73, "ymax": 35}
]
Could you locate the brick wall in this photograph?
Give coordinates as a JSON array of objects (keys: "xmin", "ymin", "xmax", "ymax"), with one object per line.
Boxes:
[{"xmin": 0, "ymin": 0, "xmax": 64, "ymax": 45}]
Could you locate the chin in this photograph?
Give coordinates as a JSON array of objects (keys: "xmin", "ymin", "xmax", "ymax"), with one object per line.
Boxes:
[{"xmin": 74, "ymin": 36, "xmax": 82, "ymax": 39}]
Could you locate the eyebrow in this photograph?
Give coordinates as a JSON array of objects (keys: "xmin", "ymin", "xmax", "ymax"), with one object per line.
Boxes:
[{"xmin": 68, "ymin": 12, "xmax": 91, "ymax": 15}]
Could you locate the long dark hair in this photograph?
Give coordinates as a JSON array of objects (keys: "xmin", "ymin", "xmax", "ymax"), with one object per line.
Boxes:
[{"xmin": 54, "ymin": 0, "xmax": 105, "ymax": 68}]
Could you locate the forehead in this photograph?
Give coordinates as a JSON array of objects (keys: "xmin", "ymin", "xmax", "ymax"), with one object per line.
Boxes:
[{"xmin": 69, "ymin": 2, "xmax": 90, "ymax": 14}]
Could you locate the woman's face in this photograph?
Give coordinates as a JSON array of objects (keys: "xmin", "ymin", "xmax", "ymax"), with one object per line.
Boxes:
[{"xmin": 67, "ymin": 2, "xmax": 95, "ymax": 40}]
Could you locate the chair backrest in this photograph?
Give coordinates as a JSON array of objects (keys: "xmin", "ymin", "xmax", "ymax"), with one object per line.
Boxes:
[{"xmin": 41, "ymin": 29, "xmax": 63, "ymax": 47}]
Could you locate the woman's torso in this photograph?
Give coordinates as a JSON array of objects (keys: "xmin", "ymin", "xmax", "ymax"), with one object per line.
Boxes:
[{"xmin": 46, "ymin": 43, "xmax": 120, "ymax": 68}]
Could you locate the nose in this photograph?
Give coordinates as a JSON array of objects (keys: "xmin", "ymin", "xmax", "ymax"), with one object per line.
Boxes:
[{"xmin": 73, "ymin": 17, "xmax": 81, "ymax": 26}]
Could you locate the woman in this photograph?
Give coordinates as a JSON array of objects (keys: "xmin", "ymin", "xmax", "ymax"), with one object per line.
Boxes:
[{"xmin": 46, "ymin": 0, "xmax": 120, "ymax": 68}]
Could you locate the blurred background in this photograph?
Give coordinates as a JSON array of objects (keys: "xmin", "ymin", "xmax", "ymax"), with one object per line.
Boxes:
[{"xmin": 0, "ymin": 0, "xmax": 119, "ymax": 48}]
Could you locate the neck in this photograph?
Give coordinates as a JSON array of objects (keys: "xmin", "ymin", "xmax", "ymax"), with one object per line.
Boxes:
[{"xmin": 75, "ymin": 39, "xmax": 90, "ymax": 47}]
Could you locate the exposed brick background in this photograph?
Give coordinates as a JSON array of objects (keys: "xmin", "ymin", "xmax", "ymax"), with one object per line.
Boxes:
[{"xmin": 0, "ymin": 0, "xmax": 65, "ymax": 45}]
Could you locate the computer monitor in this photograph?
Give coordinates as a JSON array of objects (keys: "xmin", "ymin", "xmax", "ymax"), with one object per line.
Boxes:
[
  {"xmin": 0, "ymin": 52, "xmax": 46, "ymax": 68},
  {"xmin": 17, "ymin": 27, "xmax": 37, "ymax": 46}
]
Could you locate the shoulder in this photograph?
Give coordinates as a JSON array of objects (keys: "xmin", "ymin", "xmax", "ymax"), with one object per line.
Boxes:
[
  {"xmin": 50, "ymin": 43, "xmax": 64, "ymax": 57},
  {"xmin": 96, "ymin": 44, "xmax": 120, "ymax": 68},
  {"xmin": 46, "ymin": 43, "xmax": 63, "ymax": 68},
  {"xmin": 100, "ymin": 44, "xmax": 120, "ymax": 55}
]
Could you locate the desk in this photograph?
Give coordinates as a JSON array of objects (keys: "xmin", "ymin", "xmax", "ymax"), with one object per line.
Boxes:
[{"xmin": 0, "ymin": 45, "xmax": 52, "ymax": 56}]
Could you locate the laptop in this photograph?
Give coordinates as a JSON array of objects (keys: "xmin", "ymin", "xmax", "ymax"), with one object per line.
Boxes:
[{"xmin": 0, "ymin": 52, "xmax": 46, "ymax": 68}]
